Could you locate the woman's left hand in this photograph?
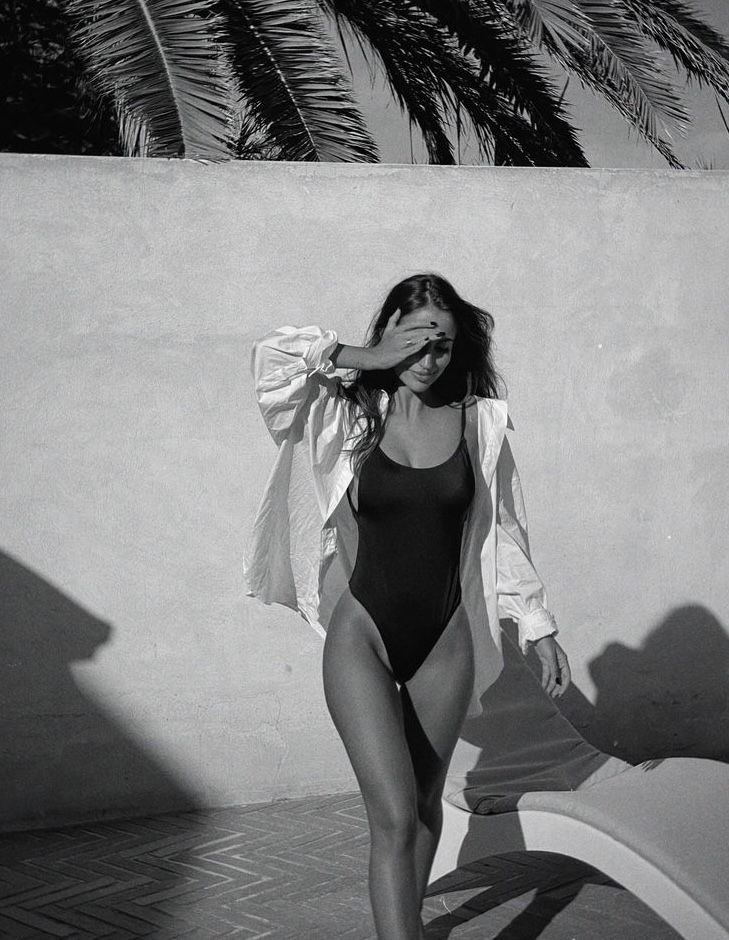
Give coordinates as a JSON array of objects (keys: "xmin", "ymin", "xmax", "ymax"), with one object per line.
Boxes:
[{"xmin": 532, "ymin": 636, "xmax": 571, "ymax": 698}]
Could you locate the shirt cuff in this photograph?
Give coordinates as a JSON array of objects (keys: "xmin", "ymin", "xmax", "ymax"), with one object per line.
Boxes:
[
  {"xmin": 518, "ymin": 607, "xmax": 558, "ymax": 655},
  {"xmin": 304, "ymin": 329, "xmax": 339, "ymax": 375}
]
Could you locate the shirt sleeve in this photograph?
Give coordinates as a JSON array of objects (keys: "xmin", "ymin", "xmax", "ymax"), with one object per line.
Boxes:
[
  {"xmin": 250, "ymin": 324, "xmax": 340, "ymax": 444},
  {"xmin": 495, "ymin": 432, "xmax": 558, "ymax": 654}
]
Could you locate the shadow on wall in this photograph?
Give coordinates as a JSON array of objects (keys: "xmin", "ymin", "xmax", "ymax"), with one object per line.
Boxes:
[
  {"xmin": 447, "ymin": 624, "xmax": 627, "ymax": 819},
  {"xmin": 0, "ymin": 548, "xmax": 201, "ymax": 832},
  {"xmin": 441, "ymin": 606, "xmax": 728, "ymax": 853},
  {"xmin": 559, "ymin": 604, "xmax": 729, "ymax": 764},
  {"xmin": 429, "ymin": 612, "xmax": 728, "ymax": 936}
]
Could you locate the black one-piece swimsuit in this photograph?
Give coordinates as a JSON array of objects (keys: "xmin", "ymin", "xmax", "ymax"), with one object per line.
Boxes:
[{"xmin": 346, "ymin": 401, "xmax": 475, "ymax": 683}]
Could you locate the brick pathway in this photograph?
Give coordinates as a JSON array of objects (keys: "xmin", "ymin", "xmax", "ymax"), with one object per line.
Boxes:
[{"xmin": 0, "ymin": 792, "xmax": 680, "ymax": 938}]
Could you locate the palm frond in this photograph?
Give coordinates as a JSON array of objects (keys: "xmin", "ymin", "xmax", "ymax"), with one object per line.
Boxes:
[
  {"xmin": 65, "ymin": 0, "xmax": 239, "ymax": 158},
  {"xmin": 116, "ymin": 106, "xmax": 151, "ymax": 155},
  {"xmin": 508, "ymin": 0, "xmax": 591, "ymax": 57},
  {"xmin": 579, "ymin": 0, "xmax": 689, "ymax": 132},
  {"xmin": 621, "ymin": 0, "xmax": 729, "ymax": 100},
  {"xmin": 319, "ymin": 1, "xmax": 456, "ymax": 163},
  {"xmin": 220, "ymin": 0, "xmax": 378, "ymax": 162},
  {"xmin": 501, "ymin": 0, "xmax": 687, "ymax": 165},
  {"xmin": 320, "ymin": 0, "xmax": 588, "ymax": 166},
  {"xmin": 412, "ymin": 0, "xmax": 588, "ymax": 163}
]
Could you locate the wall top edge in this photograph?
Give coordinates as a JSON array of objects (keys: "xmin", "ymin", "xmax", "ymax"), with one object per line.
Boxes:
[{"xmin": 1, "ymin": 152, "xmax": 728, "ymax": 180}]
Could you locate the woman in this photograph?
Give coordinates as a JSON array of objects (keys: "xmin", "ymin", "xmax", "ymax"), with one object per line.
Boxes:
[{"xmin": 246, "ymin": 273, "xmax": 571, "ymax": 940}]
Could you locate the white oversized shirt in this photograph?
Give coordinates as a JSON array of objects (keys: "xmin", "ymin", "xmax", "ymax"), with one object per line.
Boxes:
[{"xmin": 244, "ymin": 325, "xmax": 558, "ymax": 719}]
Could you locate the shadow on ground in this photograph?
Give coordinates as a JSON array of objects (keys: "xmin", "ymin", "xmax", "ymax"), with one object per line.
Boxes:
[
  {"xmin": 0, "ymin": 548, "xmax": 214, "ymax": 936},
  {"xmin": 425, "ymin": 851, "xmax": 680, "ymax": 939}
]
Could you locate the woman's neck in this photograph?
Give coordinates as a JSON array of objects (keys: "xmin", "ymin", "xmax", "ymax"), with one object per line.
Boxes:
[{"xmin": 388, "ymin": 383, "xmax": 444, "ymax": 418}]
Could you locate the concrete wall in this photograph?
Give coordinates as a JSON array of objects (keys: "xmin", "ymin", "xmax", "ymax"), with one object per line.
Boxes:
[{"xmin": 1, "ymin": 153, "xmax": 728, "ymax": 830}]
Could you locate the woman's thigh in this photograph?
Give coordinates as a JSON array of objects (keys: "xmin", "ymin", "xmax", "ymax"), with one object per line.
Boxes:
[
  {"xmin": 401, "ymin": 604, "xmax": 474, "ymax": 799},
  {"xmin": 322, "ymin": 587, "xmax": 418, "ymax": 830}
]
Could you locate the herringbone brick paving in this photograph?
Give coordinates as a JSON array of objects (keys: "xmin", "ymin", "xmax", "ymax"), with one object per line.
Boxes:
[{"xmin": 0, "ymin": 792, "xmax": 681, "ymax": 938}]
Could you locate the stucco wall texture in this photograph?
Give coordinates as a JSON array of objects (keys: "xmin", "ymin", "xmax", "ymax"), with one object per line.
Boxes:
[{"xmin": 1, "ymin": 153, "xmax": 727, "ymax": 831}]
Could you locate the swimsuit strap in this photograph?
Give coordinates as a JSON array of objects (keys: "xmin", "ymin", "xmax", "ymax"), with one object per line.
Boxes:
[{"xmin": 348, "ymin": 400, "xmax": 467, "ymax": 517}]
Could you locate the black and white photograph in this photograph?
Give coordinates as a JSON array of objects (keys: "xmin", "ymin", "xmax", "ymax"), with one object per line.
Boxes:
[{"xmin": 1, "ymin": 2, "xmax": 729, "ymax": 938}]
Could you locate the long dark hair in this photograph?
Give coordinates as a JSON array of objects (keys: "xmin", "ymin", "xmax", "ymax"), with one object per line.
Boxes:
[{"xmin": 339, "ymin": 273, "xmax": 504, "ymax": 475}]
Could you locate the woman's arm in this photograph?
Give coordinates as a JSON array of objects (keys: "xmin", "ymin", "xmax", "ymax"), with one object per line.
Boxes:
[
  {"xmin": 331, "ymin": 311, "xmax": 435, "ymax": 370},
  {"xmin": 329, "ymin": 343, "xmax": 379, "ymax": 371},
  {"xmin": 251, "ymin": 315, "xmax": 437, "ymax": 443},
  {"xmin": 495, "ymin": 433, "xmax": 571, "ymax": 696}
]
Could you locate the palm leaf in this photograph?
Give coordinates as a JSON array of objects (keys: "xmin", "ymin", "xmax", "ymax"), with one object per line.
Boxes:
[
  {"xmin": 508, "ymin": 0, "xmax": 591, "ymax": 56},
  {"xmin": 320, "ymin": 0, "xmax": 588, "ymax": 166},
  {"xmin": 65, "ymin": 0, "xmax": 239, "ymax": 158},
  {"xmin": 220, "ymin": 0, "xmax": 378, "ymax": 162},
  {"xmin": 412, "ymin": 0, "xmax": 588, "ymax": 162},
  {"xmin": 621, "ymin": 0, "xmax": 729, "ymax": 99},
  {"xmin": 116, "ymin": 105, "xmax": 151, "ymax": 154},
  {"xmin": 579, "ymin": 0, "xmax": 689, "ymax": 131},
  {"xmin": 501, "ymin": 0, "xmax": 688, "ymax": 165},
  {"xmin": 319, "ymin": 1, "xmax": 456, "ymax": 163}
]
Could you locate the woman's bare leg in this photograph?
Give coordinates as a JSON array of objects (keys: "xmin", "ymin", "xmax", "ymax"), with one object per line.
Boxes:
[
  {"xmin": 402, "ymin": 605, "xmax": 474, "ymax": 909},
  {"xmin": 322, "ymin": 588, "xmax": 424, "ymax": 940}
]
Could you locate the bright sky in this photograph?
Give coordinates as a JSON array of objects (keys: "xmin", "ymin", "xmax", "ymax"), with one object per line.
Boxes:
[{"xmin": 334, "ymin": 0, "xmax": 729, "ymax": 169}]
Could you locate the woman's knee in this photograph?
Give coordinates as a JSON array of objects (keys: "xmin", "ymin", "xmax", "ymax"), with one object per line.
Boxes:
[{"xmin": 368, "ymin": 797, "xmax": 419, "ymax": 848}]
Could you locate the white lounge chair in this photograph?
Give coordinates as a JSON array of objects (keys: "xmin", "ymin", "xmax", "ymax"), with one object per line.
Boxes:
[{"xmin": 428, "ymin": 633, "xmax": 729, "ymax": 940}]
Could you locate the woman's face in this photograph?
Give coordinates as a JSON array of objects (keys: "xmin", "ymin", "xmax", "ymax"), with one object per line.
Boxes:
[{"xmin": 392, "ymin": 304, "xmax": 457, "ymax": 392}]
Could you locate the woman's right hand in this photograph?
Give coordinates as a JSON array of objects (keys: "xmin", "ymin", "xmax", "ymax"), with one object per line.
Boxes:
[{"xmin": 367, "ymin": 310, "xmax": 436, "ymax": 369}]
